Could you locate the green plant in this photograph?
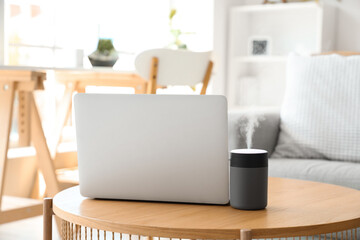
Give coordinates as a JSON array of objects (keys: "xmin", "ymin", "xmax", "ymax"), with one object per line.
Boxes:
[
  {"xmin": 168, "ymin": 8, "xmax": 191, "ymax": 49},
  {"xmin": 96, "ymin": 39, "xmax": 116, "ymax": 56}
]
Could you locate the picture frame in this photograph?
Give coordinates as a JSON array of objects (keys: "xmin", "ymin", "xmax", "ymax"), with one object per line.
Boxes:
[{"xmin": 248, "ymin": 36, "xmax": 272, "ymax": 56}]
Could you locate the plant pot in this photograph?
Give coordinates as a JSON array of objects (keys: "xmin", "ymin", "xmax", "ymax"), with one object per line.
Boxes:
[{"xmin": 88, "ymin": 55, "xmax": 118, "ymax": 67}]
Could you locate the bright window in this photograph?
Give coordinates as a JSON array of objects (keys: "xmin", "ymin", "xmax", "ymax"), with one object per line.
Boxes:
[
  {"xmin": 1, "ymin": 0, "xmax": 214, "ymax": 145},
  {"xmin": 2, "ymin": 0, "xmax": 214, "ymax": 68}
]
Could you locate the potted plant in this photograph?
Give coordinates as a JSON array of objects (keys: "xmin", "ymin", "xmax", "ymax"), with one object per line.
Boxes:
[
  {"xmin": 168, "ymin": 8, "xmax": 194, "ymax": 50},
  {"xmin": 88, "ymin": 38, "xmax": 119, "ymax": 67}
]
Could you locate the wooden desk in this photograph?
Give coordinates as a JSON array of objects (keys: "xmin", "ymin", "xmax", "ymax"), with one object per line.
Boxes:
[
  {"xmin": 0, "ymin": 66, "xmax": 146, "ymax": 153},
  {"xmin": 54, "ymin": 68, "xmax": 146, "ymax": 94},
  {"xmin": 52, "ymin": 68, "xmax": 147, "ymax": 160},
  {"xmin": 46, "ymin": 177, "xmax": 360, "ymax": 240},
  {"xmin": 0, "ymin": 69, "xmax": 60, "ymax": 223},
  {"xmin": 0, "ymin": 66, "xmax": 147, "ymax": 190}
]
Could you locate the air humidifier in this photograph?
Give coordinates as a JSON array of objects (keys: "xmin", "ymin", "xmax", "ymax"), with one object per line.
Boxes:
[{"xmin": 230, "ymin": 149, "xmax": 268, "ymax": 210}]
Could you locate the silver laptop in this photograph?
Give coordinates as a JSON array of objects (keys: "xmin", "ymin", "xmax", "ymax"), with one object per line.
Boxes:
[{"xmin": 74, "ymin": 94, "xmax": 229, "ymax": 204}]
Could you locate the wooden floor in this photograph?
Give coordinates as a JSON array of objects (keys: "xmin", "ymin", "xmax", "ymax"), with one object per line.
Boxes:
[{"xmin": 0, "ymin": 216, "xmax": 60, "ymax": 240}]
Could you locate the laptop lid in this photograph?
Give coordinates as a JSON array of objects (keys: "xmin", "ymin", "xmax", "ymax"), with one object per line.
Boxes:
[{"xmin": 74, "ymin": 94, "xmax": 229, "ymax": 204}]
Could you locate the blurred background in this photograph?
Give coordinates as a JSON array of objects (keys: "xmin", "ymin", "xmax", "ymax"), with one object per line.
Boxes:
[
  {"xmin": 1, "ymin": 0, "xmax": 213, "ymax": 68},
  {"xmin": 0, "ymin": 0, "xmax": 360, "ymax": 238}
]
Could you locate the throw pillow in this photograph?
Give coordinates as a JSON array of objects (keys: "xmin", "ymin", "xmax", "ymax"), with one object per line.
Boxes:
[{"xmin": 272, "ymin": 53, "xmax": 360, "ymax": 162}]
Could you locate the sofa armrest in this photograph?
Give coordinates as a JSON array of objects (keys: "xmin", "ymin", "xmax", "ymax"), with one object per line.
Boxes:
[{"xmin": 228, "ymin": 108, "xmax": 281, "ymax": 156}]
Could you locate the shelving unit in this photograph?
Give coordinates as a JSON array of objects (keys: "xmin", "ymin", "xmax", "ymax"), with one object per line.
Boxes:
[
  {"xmin": 227, "ymin": 2, "xmax": 335, "ymax": 108},
  {"xmin": 235, "ymin": 56, "xmax": 287, "ymax": 63}
]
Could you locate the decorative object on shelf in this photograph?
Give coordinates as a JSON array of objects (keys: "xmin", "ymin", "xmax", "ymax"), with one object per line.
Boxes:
[
  {"xmin": 264, "ymin": 0, "xmax": 320, "ymax": 3},
  {"xmin": 88, "ymin": 38, "xmax": 118, "ymax": 67},
  {"xmin": 249, "ymin": 36, "xmax": 271, "ymax": 56},
  {"xmin": 168, "ymin": 8, "xmax": 193, "ymax": 50},
  {"xmin": 226, "ymin": 1, "xmax": 333, "ymax": 107},
  {"xmin": 264, "ymin": 0, "xmax": 287, "ymax": 3}
]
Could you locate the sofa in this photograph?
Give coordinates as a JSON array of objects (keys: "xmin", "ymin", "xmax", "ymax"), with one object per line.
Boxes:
[
  {"xmin": 228, "ymin": 53, "xmax": 360, "ymax": 191},
  {"xmin": 228, "ymin": 109, "xmax": 360, "ymax": 190}
]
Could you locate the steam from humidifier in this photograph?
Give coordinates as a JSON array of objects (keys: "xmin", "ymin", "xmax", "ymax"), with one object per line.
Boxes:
[{"xmin": 241, "ymin": 113, "xmax": 263, "ymax": 149}]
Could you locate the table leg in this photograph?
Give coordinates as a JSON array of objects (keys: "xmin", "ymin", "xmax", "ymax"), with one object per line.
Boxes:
[
  {"xmin": 240, "ymin": 229, "xmax": 252, "ymax": 240},
  {"xmin": 0, "ymin": 82, "xmax": 15, "ymax": 209},
  {"xmin": 51, "ymin": 83, "xmax": 76, "ymax": 157},
  {"xmin": 135, "ymin": 82, "xmax": 147, "ymax": 94},
  {"xmin": 18, "ymin": 91, "xmax": 31, "ymax": 147},
  {"xmin": 43, "ymin": 198, "xmax": 53, "ymax": 240},
  {"xmin": 77, "ymin": 85, "xmax": 86, "ymax": 93},
  {"xmin": 30, "ymin": 93, "xmax": 60, "ymax": 197},
  {"xmin": 72, "ymin": 84, "xmax": 85, "ymax": 127},
  {"xmin": 30, "ymin": 93, "xmax": 63, "ymax": 232}
]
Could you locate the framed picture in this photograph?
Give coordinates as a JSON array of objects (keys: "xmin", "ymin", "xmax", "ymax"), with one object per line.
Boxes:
[{"xmin": 248, "ymin": 36, "xmax": 271, "ymax": 56}]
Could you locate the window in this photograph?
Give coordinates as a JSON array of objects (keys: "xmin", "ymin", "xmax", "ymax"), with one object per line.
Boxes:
[
  {"xmin": 1, "ymin": 0, "xmax": 214, "ymax": 145},
  {"xmin": 1, "ymin": 0, "xmax": 214, "ymax": 68}
]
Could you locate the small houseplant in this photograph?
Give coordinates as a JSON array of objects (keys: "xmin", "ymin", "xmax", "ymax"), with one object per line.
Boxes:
[
  {"xmin": 168, "ymin": 8, "xmax": 193, "ymax": 50},
  {"xmin": 88, "ymin": 38, "xmax": 118, "ymax": 67}
]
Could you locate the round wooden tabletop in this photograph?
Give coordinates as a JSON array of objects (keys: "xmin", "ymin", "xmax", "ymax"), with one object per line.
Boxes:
[{"xmin": 53, "ymin": 177, "xmax": 360, "ymax": 239}]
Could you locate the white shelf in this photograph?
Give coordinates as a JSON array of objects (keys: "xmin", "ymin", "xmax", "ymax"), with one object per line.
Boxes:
[
  {"xmin": 232, "ymin": 2, "xmax": 320, "ymax": 13},
  {"xmin": 226, "ymin": 0, "xmax": 334, "ymax": 108},
  {"xmin": 235, "ymin": 56, "xmax": 287, "ymax": 63},
  {"xmin": 228, "ymin": 106, "xmax": 281, "ymax": 113}
]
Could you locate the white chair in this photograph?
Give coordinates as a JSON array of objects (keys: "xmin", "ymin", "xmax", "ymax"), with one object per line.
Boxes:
[{"xmin": 135, "ymin": 48, "xmax": 213, "ymax": 94}]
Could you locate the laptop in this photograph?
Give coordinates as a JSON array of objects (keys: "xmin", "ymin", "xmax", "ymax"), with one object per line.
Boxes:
[{"xmin": 74, "ymin": 94, "xmax": 229, "ymax": 204}]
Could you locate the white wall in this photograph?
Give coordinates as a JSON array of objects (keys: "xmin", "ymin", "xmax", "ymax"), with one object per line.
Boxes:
[
  {"xmin": 213, "ymin": 0, "xmax": 245, "ymax": 95},
  {"xmin": 334, "ymin": 0, "xmax": 360, "ymax": 51},
  {"xmin": 0, "ymin": 0, "xmax": 4, "ymax": 65}
]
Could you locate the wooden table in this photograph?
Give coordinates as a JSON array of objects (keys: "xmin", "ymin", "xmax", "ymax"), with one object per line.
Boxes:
[
  {"xmin": 51, "ymin": 68, "xmax": 147, "ymax": 161},
  {"xmin": 54, "ymin": 68, "xmax": 146, "ymax": 94},
  {"xmin": 0, "ymin": 66, "xmax": 148, "ymax": 191},
  {"xmin": 0, "ymin": 69, "xmax": 60, "ymax": 223},
  {"xmin": 46, "ymin": 177, "xmax": 360, "ymax": 240},
  {"xmin": 0, "ymin": 66, "xmax": 147, "ymax": 158},
  {"xmin": 51, "ymin": 68, "xmax": 147, "ymax": 189}
]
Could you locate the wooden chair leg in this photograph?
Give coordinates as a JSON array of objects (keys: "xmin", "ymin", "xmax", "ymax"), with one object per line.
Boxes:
[
  {"xmin": 43, "ymin": 198, "xmax": 53, "ymax": 240},
  {"xmin": 200, "ymin": 60, "xmax": 213, "ymax": 95},
  {"xmin": 0, "ymin": 82, "xmax": 15, "ymax": 208},
  {"xmin": 146, "ymin": 57, "xmax": 159, "ymax": 94}
]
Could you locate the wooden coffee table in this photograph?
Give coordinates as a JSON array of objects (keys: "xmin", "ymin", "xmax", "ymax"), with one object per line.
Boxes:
[{"xmin": 45, "ymin": 177, "xmax": 360, "ymax": 240}]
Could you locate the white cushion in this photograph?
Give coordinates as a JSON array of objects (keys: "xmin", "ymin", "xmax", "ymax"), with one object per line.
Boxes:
[{"xmin": 272, "ymin": 53, "xmax": 360, "ymax": 162}]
